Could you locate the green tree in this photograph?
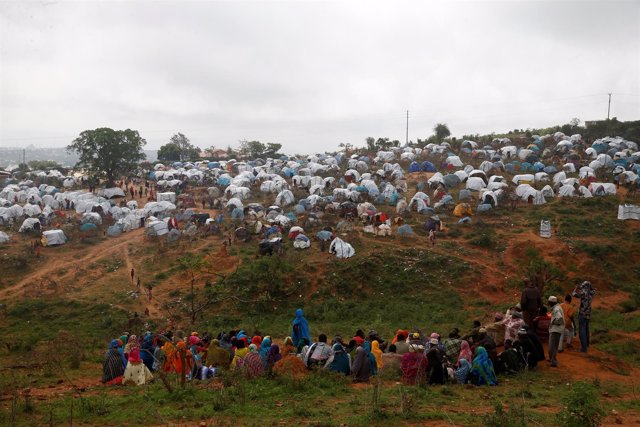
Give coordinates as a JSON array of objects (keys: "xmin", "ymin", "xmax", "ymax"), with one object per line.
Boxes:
[
  {"xmin": 241, "ymin": 141, "xmax": 283, "ymax": 158},
  {"xmin": 365, "ymin": 137, "xmax": 376, "ymax": 151},
  {"xmin": 158, "ymin": 133, "xmax": 200, "ymax": 162},
  {"xmin": 433, "ymin": 123, "xmax": 451, "ymax": 142},
  {"xmin": 157, "ymin": 143, "xmax": 182, "ymax": 162},
  {"xmin": 67, "ymin": 128, "xmax": 146, "ymax": 187}
]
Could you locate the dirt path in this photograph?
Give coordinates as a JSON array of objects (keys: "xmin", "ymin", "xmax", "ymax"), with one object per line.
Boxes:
[{"xmin": 0, "ymin": 229, "xmax": 146, "ymax": 300}]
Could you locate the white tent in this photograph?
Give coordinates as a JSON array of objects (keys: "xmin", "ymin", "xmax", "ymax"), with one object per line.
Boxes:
[
  {"xmin": 19, "ymin": 218, "xmax": 41, "ymax": 232},
  {"xmin": 466, "ymin": 177, "xmax": 486, "ymax": 191},
  {"xmin": 293, "ymin": 234, "xmax": 311, "ymax": 249},
  {"xmin": 43, "ymin": 229, "xmax": 67, "ymax": 246},
  {"xmin": 146, "ymin": 220, "xmax": 169, "ymax": 236},
  {"xmin": 618, "ymin": 205, "xmax": 640, "ymax": 220},
  {"xmin": 588, "ymin": 183, "xmax": 616, "ymax": 196},
  {"xmin": 0, "ymin": 231, "xmax": 10, "ymax": 244},
  {"xmin": 329, "ymin": 237, "xmax": 355, "ymax": 258},
  {"xmin": 157, "ymin": 192, "xmax": 177, "ymax": 203},
  {"xmin": 98, "ymin": 188, "xmax": 126, "ymax": 198}
]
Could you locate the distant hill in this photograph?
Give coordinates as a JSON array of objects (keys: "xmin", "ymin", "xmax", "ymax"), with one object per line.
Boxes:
[{"xmin": 0, "ymin": 147, "xmax": 157, "ymax": 168}]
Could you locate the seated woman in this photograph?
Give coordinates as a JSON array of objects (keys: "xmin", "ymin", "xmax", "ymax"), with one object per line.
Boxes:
[
  {"xmin": 455, "ymin": 358, "xmax": 471, "ymax": 384},
  {"xmin": 327, "ymin": 342, "xmax": 351, "ymax": 376},
  {"xmin": 400, "ymin": 345, "xmax": 428, "ymax": 385},
  {"xmin": 469, "ymin": 346, "xmax": 498, "ymax": 386},
  {"xmin": 351, "ymin": 346, "xmax": 371, "ymax": 383},
  {"xmin": 122, "ymin": 347, "xmax": 154, "ymax": 386},
  {"xmin": 102, "ymin": 339, "xmax": 126, "ymax": 385},
  {"xmin": 244, "ymin": 344, "xmax": 264, "ymax": 379}
]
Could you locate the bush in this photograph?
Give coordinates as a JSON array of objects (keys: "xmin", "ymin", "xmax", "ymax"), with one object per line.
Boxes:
[
  {"xmin": 556, "ymin": 381, "xmax": 605, "ymax": 427},
  {"xmin": 482, "ymin": 401, "xmax": 526, "ymax": 427}
]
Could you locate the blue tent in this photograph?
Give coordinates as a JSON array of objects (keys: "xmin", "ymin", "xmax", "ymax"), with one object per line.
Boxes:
[
  {"xmin": 421, "ymin": 161, "xmax": 436, "ymax": 172},
  {"xmin": 397, "ymin": 225, "xmax": 414, "ymax": 236},
  {"xmin": 592, "ymin": 142, "xmax": 608, "ymax": 154},
  {"xmin": 208, "ymin": 161, "xmax": 220, "ymax": 169},
  {"xmin": 443, "ymin": 174, "xmax": 461, "ymax": 188},
  {"xmin": 543, "ymin": 166, "xmax": 557, "ymax": 174},
  {"xmin": 231, "ymin": 207, "xmax": 244, "ymax": 219},
  {"xmin": 217, "ymin": 176, "xmax": 231, "ymax": 186},
  {"xmin": 282, "ymin": 167, "xmax": 296, "ymax": 178},
  {"xmin": 520, "ymin": 162, "xmax": 533, "ymax": 173},
  {"xmin": 294, "ymin": 204, "xmax": 306, "ymax": 214},
  {"xmin": 408, "ymin": 161, "xmax": 420, "ymax": 173},
  {"xmin": 533, "ymin": 162, "xmax": 546, "ymax": 172},
  {"xmin": 81, "ymin": 223, "xmax": 97, "ymax": 232},
  {"xmin": 317, "ymin": 230, "xmax": 333, "ymax": 241}
]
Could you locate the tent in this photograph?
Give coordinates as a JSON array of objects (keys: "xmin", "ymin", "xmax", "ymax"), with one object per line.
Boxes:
[
  {"xmin": 19, "ymin": 218, "xmax": 41, "ymax": 232},
  {"xmin": 453, "ymin": 203, "xmax": 473, "ymax": 217},
  {"xmin": 618, "ymin": 205, "xmax": 640, "ymax": 220},
  {"xmin": 98, "ymin": 188, "xmax": 126, "ymax": 198},
  {"xmin": 0, "ymin": 231, "xmax": 10, "ymax": 244},
  {"xmin": 43, "ymin": 229, "xmax": 67, "ymax": 246},
  {"xmin": 80, "ymin": 223, "xmax": 98, "ymax": 232},
  {"xmin": 157, "ymin": 192, "xmax": 177, "ymax": 203},
  {"xmin": 329, "ymin": 237, "xmax": 355, "ymax": 258},
  {"xmin": 146, "ymin": 220, "xmax": 169, "ymax": 236},
  {"xmin": 293, "ymin": 234, "xmax": 311, "ymax": 249}
]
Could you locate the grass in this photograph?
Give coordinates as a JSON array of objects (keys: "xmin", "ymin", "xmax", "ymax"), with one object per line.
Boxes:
[{"xmin": 1, "ymin": 368, "xmax": 631, "ymax": 426}]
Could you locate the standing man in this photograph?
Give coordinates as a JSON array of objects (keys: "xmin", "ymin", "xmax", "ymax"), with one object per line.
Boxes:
[
  {"xmin": 572, "ymin": 280, "xmax": 596, "ymax": 353},
  {"xmin": 520, "ymin": 278, "xmax": 541, "ymax": 328},
  {"xmin": 547, "ymin": 296, "xmax": 564, "ymax": 367},
  {"xmin": 559, "ymin": 294, "xmax": 575, "ymax": 352},
  {"xmin": 130, "ymin": 268, "xmax": 135, "ymax": 286}
]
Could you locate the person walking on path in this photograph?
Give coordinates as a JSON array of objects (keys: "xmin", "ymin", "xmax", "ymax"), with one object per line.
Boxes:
[
  {"xmin": 572, "ymin": 280, "xmax": 596, "ymax": 353},
  {"xmin": 130, "ymin": 268, "xmax": 135, "ymax": 286},
  {"xmin": 547, "ymin": 296, "xmax": 564, "ymax": 367}
]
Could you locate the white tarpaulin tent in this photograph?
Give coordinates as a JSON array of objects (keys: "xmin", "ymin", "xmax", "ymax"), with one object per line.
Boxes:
[
  {"xmin": 19, "ymin": 218, "xmax": 41, "ymax": 232},
  {"xmin": 329, "ymin": 237, "xmax": 355, "ymax": 258},
  {"xmin": 157, "ymin": 192, "xmax": 177, "ymax": 203},
  {"xmin": 43, "ymin": 229, "xmax": 67, "ymax": 246},
  {"xmin": 0, "ymin": 231, "xmax": 10, "ymax": 244},
  {"xmin": 618, "ymin": 205, "xmax": 640, "ymax": 220},
  {"xmin": 146, "ymin": 220, "xmax": 169, "ymax": 236},
  {"xmin": 98, "ymin": 188, "xmax": 126, "ymax": 198}
]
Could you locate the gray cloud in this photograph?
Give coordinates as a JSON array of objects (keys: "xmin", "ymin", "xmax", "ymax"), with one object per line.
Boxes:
[{"xmin": 1, "ymin": 0, "xmax": 638, "ymax": 153}]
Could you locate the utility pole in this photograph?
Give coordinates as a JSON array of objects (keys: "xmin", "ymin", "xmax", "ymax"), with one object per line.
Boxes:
[
  {"xmin": 607, "ymin": 93, "xmax": 612, "ymax": 120},
  {"xmin": 22, "ymin": 149, "xmax": 25, "ymax": 166},
  {"xmin": 405, "ymin": 110, "xmax": 409, "ymax": 145}
]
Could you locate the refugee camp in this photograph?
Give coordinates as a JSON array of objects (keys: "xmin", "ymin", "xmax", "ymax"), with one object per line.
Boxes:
[{"xmin": 1, "ymin": 0, "xmax": 639, "ymax": 425}]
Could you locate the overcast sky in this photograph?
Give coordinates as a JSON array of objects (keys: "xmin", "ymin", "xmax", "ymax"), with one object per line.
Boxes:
[{"xmin": 1, "ymin": 0, "xmax": 639, "ymax": 154}]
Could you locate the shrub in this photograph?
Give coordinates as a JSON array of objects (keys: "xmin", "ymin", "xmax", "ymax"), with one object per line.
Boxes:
[{"xmin": 556, "ymin": 381, "xmax": 605, "ymax": 427}]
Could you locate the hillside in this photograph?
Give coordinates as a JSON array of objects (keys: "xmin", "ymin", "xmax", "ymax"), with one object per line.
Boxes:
[{"xmin": 0, "ymin": 177, "xmax": 639, "ymax": 426}]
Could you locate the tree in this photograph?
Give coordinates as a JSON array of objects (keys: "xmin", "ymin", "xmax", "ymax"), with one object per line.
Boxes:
[
  {"xmin": 365, "ymin": 137, "xmax": 375, "ymax": 151},
  {"xmin": 67, "ymin": 128, "xmax": 146, "ymax": 187},
  {"xmin": 239, "ymin": 140, "xmax": 266, "ymax": 158},
  {"xmin": 158, "ymin": 133, "xmax": 200, "ymax": 162},
  {"xmin": 157, "ymin": 143, "xmax": 182, "ymax": 162},
  {"xmin": 264, "ymin": 143, "xmax": 282, "ymax": 158},
  {"xmin": 433, "ymin": 123, "xmax": 451, "ymax": 142}
]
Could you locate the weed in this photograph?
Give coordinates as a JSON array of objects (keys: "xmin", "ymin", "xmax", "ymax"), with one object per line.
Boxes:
[{"xmin": 556, "ymin": 381, "xmax": 605, "ymax": 427}]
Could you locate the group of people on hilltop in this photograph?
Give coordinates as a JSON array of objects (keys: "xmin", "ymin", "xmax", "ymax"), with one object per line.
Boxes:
[{"xmin": 102, "ymin": 280, "xmax": 595, "ymax": 388}]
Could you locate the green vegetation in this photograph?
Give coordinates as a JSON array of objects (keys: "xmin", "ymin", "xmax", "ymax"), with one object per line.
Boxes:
[{"xmin": 556, "ymin": 381, "xmax": 606, "ymax": 427}]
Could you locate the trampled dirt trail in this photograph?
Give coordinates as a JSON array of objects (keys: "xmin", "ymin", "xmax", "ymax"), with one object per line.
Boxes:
[{"xmin": 0, "ymin": 228, "xmax": 147, "ymax": 300}]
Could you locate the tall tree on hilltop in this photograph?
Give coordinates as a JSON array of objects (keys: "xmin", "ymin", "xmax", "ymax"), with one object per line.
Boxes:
[
  {"xmin": 158, "ymin": 133, "xmax": 200, "ymax": 162},
  {"xmin": 433, "ymin": 123, "xmax": 451, "ymax": 142},
  {"xmin": 67, "ymin": 128, "xmax": 146, "ymax": 187}
]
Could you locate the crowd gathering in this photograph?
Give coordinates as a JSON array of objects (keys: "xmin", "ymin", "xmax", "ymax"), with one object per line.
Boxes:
[{"xmin": 102, "ymin": 281, "xmax": 596, "ymax": 388}]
